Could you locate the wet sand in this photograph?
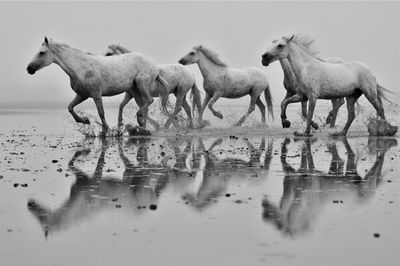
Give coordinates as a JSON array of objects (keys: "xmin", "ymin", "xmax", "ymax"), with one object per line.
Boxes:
[{"xmin": 0, "ymin": 103, "xmax": 399, "ymax": 266}]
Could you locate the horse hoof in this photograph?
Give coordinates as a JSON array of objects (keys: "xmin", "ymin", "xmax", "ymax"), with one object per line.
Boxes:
[
  {"xmin": 294, "ymin": 131, "xmax": 313, "ymax": 137},
  {"xmin": 330, "ymin": 131, "xmax": 346, "ymax": 137},
  {"xmin": 82, "ymin": 117, "xmax": 90, "ymax": 125},
  {"xmin": 311, "ymin": 122, "xmax": 319, "ymax": 130},
  {"xmin": 215, "ymin": 113, "xmax": 223, "ymax": 119},
  {"xmin": 282, "ymin": 121, "xmax": 291, "ymax": 128},
  {"xmin": 199, "ymin": 120, "xmax": 210, "ymax": 128}
]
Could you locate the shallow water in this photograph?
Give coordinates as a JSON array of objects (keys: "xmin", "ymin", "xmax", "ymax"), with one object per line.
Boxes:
[{"xmin": 0, "ymin": 103, "xmax": 399, "ymax": 266}]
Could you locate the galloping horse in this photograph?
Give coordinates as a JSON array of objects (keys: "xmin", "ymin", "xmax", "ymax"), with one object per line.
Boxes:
[
  {"xmin": 179, "ymin": 45, "xmax": 274, "ymax": 126},
  {"xmin": 277, "ymin": 46, "xmax": 345, "ymax": 129},
  {"xmin": 104, "ymin": 44, "xmax": 202, "ymax": 129},
  {"xmin": 262, "ymin": 34, "xmax": 390, "ymax": 136},
  {"xmin": 27, "ymin": 37, "xmax": 169, "ymax": 135}
]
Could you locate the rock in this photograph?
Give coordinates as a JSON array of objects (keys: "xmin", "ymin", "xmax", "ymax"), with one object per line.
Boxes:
[{"xmin": 126, "ymin": 124, "xmax": 151, "ymax": 136}]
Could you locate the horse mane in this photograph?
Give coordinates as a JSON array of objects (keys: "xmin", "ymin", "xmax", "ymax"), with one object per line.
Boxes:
[
  {"xmin": 197, "ymin": 45, "xmax": 228, "ymax": 67},
  {"xmin": 291, "ymin": 34, "xmax": 320, "ymax": 57},
  {"xmin": 48, "ymin": 40, "xmax": 91, "ymax": 56},
  {"xmin": 108, "ymin": 44, "xmax": 131, "ymax": 54}
]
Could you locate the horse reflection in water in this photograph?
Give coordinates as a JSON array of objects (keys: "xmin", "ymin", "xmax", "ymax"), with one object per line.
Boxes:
[
  {"xmin": 27, "ymin": 138, "xmax": 172, "ymax": 237},
  {"xmin": 262, "ymin": 137, "xmax": 397, "ymax": 237},
  {"xmin": 27, "ymin": 136, "xmax": 273, "ymax": 236},
  {"xmin": 180, "ymin": 137, "xmax": 274, "ymax": 210}
]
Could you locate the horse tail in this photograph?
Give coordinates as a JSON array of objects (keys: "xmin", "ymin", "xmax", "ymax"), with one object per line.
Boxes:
[
  {"xmin": 190, "ymin": 82, "xmax": 202, "ymax": 119},
  {"xmin": 156, "ymin": 73, "xmax": 170, "ymax": 115},
  {"xmin": 377, "ymin": 83, "xmax": 394, "ymax": 105},
  {"xmin": 264, "ymin": 84, "xmax": 274, "ymax": 120}
]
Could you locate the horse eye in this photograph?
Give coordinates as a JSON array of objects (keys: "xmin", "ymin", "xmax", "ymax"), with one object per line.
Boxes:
[
  {"xmin": 39, "ymin": 51, "xmax": 45, "ymax": 55},
  {"xmin": 277, "ymin": 44, "xmax": 284, "ymax": 49},
  {"xmin": 105, "ymin": 53, "xmax": 112, "ymax": 56},
  {"xmin": 189, "ymin": 52, "xmax": 195, "ymax": 55}
]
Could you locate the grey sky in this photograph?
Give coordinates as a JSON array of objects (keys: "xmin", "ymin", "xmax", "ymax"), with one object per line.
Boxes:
[{"xmin": 0, "ymin": 1, "xmax": 399, "ymax": 104}]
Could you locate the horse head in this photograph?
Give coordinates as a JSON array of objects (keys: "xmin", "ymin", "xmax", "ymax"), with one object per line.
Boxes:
[
  {"xmin": 178, "ymin": 45, "xmax": 202, "ymax": 65},
  {"xmin": 261, "ymin": 35, "xmax": 294, "ymax": 66},
  {"xmin": 26, "ymin": 37, "xmax": 55, "ymax": 75}
]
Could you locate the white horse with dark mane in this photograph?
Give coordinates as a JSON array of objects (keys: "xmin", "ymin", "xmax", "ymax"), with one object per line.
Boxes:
[
  {"xmin": 104, "ymin": 44, "xmax": 202, "ymax": 129},
  {"xmin": 262, "ymin": 34, "xmax": 390, "ymax": 136},
  {"xmin": 27, "ymin": 37, "xmax": 169, "ymax": 135},
  {"xmin": 179, "ymin": 45, "xmax": 273, "ymax": 126}
]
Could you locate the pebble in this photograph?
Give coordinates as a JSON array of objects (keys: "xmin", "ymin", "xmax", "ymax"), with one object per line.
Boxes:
[
  {"xmin": 149, "ymin": 204, "xmax": 157, "ymax": 210},
  {"xmin": 225, "ymin": 193, "xmax": 231, "ymax": 197},
  {"xmin": 51, "ymin": 160, "xmax": 58, "ymax": 163},
  {"xmin": 373, "ymin": 233, "xmax": 380, "ymax": 238}
]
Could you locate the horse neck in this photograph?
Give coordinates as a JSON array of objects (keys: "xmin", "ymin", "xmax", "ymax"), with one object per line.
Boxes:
[
  {"xmin": 286, "ymin": 43, "xmax": 318, "ymax": 85},
  {"xmin": 197, "ymin": 52, "xmax": 225, "ymax": 79},
  {"xmin": 49, "ymin": 43, "xmax": 92, "ymax": 81},
  {"xmin": 279, "ymin": 58, "xmax": 297, "ymax": 85}
]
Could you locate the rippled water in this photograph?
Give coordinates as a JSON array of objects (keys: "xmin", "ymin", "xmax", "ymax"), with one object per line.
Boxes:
[{"xmin": 0, "ymin": 103, "xmax": 399, "ymax": 266}]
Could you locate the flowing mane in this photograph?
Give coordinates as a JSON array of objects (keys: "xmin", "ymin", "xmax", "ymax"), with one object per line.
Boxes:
[
  {"xmin": 197, "ymin": 45, "xmax": 228, "ymax": 67},
  {"xmin": 108, "ymin": 44, "xmax": 131, "ymax": 54},
  {"xmin": 291, "ymin": 34, "xmax": 320, "ymax": 57}
]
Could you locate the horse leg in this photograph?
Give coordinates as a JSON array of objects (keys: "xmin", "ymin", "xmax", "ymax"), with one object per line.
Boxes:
[
  {"xmin": 301, "ymin": 101, "xmax": 319, "ymax": 130},
  {"xmin": 68, "ymin": 94, "xmax": 89, "ymax": 124},
  {"xmin": 208, "ymin": 93, "xmax": 223, "ymax": 119},
  {"xmin": 182, "ymin": 98, "xmax": 194, "ymax": 129},
  {"xmin": 332, "ymin": 91, "xmax": 362, "ymax": 136},
  {"xmin": 135, "ymin": 78, "xmax": 155, "ymax": 128},
  {"xmin": 118, "ymin": 92, "xmax": 133, "ymax": 128},
  {"xmin": 255, "ymin": 97, "xmax": 266, "ymax": 124},
  {"xmin": 164, "ymin": 92, "xmax": 185, "ymax": 129},
  {"xmin": 327, "ymin": 98, "xmax": 344, "ymax": 128},
  {"xmin": 280, "ymin": 92, "xmax": 293, "ymax": 128},
  {"xmin": 294, "ymin": 97, "xmax": 316, "ymax": 137},
  {"xmin": 235, "ymin": 94, "xmax": 258, "ymax": 126},
  {"xmin": 93, "ymin": 97, "xmax": 109, "ymax": 136},
  {"xmin": 200, "ymin": 93, "xmax": 211, "ymax": 120},
  {"xmin": 131, "ymin": 88, "xmax": 159, "ymax": 129}
]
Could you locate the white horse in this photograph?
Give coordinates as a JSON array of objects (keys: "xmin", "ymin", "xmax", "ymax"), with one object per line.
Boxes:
[
  {"xmin": 278, "ymin": 51, "xmax": 345, "ymax": 129},
  {"xmin": 262, "ymin": 34, "xmax": 390, "ymax": 136},
  {"xmin": 179, "ymin": 45, "xmax": 274, "ymax": 126},
  {"xmin": 27, "ymin": 37, "xmax": 169, "ymax": 135},
  {"xmin": 104, "ymin": 44, "xmax": 202, "ymax": 129}
]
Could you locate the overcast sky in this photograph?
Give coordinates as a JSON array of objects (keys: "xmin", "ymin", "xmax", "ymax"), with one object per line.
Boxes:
[{"xmin": 0, "ymin": 1, "xmax": 399, "ymax": 104}]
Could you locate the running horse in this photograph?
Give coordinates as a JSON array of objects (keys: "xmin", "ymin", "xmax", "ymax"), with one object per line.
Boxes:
[
  {"xmin": 262, "ymin": 34, "xmax": 390, "ymax": 136},
  {"xmin": 104, "ymin": 44, "xmax": 202, "ymax": 129},
  {"xmin": 27, "ymin": 37, "xmax": 169, "ymax": 135},
  {"xmin": 179, "ymin": 45, "xmax": 274, "ymax": 126}
]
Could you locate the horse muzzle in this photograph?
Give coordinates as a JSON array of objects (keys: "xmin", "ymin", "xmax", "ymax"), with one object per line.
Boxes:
[
  {"xmin": 178, "ymin": 58, "xmax": 186, "ymax": 65},
  {"xmin": 261, "ymin": 53, "xmax": 272, "ymax": 66},
  {"xmin": 26, "ymin": 65, "xmax": 36, "ymax": 75}
]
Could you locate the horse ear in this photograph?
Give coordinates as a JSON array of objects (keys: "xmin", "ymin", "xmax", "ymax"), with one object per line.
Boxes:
[
  {"xmin": 44, "ymin": 37, "xmax": 49, "ymax": 45},
  {"xmin": 283, "ymin": 35, "xmax": 294, "ymax": 42}
]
